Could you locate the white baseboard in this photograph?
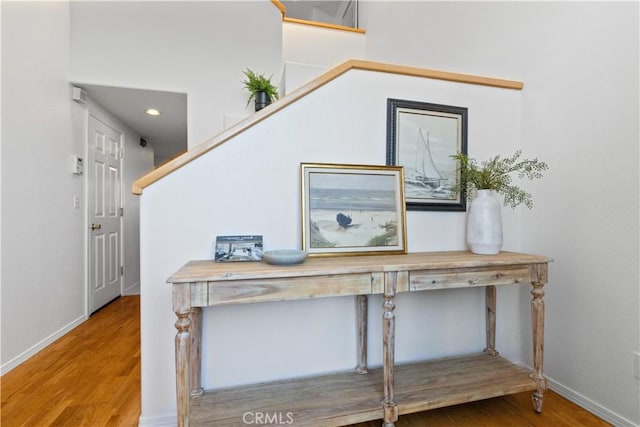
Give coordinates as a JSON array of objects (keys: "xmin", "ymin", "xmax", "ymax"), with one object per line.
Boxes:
[
  {"xmin": 138, "ymin": 413, "xmax": 176, "ymax": 427},
  {"xmin": 124, "ymin": 281, "xmax": 140, "ymax": 295},
  {"xmin": 516, "ymin": 362, "xmax": 639, "ymax": 427},
  {"xmin": 548, "ymin": 378, "xmax": 639, "ymax": 427},
  {"xmin": 1, "ymin": 314, "xmax": 87, "ymax": 375}
]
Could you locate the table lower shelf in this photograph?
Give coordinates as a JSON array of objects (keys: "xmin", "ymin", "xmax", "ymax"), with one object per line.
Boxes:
[{"xmin": 190, "ymin": 352, "xmax": 537, "ymax": 426}]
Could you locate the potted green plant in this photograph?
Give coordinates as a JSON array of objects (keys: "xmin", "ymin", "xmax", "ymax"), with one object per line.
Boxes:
[
  {"xmin": 242, "ymin": 68, "xmax": 279, "ymax": 112},
  {"xmin": 452, "ymin": 150, "xmax": 548, "ymax": 254},
  {"xmin": 453, "ymin": 150, "xmax": 548, "ymax": 209}
]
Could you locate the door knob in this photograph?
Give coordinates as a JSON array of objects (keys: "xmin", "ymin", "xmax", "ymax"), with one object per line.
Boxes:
[{"xmin": 90, "ymin": 223, "xmax": 102, "ymax": 230}]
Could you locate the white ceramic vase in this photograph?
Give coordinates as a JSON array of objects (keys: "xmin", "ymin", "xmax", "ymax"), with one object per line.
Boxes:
[{"xmin": 466, "ymin": 189, "xmax": 503, "ymax": 255}]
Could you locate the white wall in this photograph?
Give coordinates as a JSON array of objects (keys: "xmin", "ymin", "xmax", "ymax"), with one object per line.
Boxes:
[
  {"xmin": 122, "ymin": 122, "xmax": 155, "ymax": 295},
  {"xmin": 283, "ymin": 20, "xmax": 366, "ymax": 67},
  {"xmin": 0, "ymin": 1, "xmax": 86, "ymax": 372},
  {"xmin": 70, "ymin": 0, "xmax": 283, "ymax": 149},
  {"xmin": 281, "ymin": 21, "xmax": 366, "ymax": 94},
  {"xmin": 360, "ymin": 1, "xmax": 639, "ymax": 425},
  {"xmin": 139, "ymin": 69, "xmax": 522, "ymax": 424},
  {"xmin": 1, "ymin": 0, "xmax": 156, "ymax": 372},
  {"xmin": 0, "ymin": 2, "xmax": 4, "ymax": 363},
  {"xmin": 517, "ymin": 4, "xmax": 639, "ymax": 425}
]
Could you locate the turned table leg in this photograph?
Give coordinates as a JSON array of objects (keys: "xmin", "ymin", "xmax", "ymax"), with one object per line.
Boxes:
[
  {"xmin": 484, "ymin": 286, "xmax": 499, "ymax": 356},
  {"xmin": 382, "ymin": 272, "xmax": 399, "ymax": 427},
  {"xmin": 530, "ymin": 264, "xmax": 548, "ymax": 413},
  {"xmin": 175, "ymin": 309, "xmax": 191, "ymax": 426},
  {"xmin": 174, "ymin": 284, "xmax": 192, "ymax": 427},
  {"xmin": 357, "ymin": 295, "xmax": 368, "ymax": 374},
  {"xmin": 190, "ymin": 307, "xmax": 204, "ymax": 398}
]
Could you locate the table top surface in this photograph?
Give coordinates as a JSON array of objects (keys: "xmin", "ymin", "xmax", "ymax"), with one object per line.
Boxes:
[{"xmin": 168, "ymin": 251, "xmax": 551, "ymax": 284}]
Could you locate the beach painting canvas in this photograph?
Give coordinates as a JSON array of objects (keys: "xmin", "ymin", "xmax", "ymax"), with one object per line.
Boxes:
[{"xmin": 301, "ymin": 163, "xmax": 407, "ymax": 256}]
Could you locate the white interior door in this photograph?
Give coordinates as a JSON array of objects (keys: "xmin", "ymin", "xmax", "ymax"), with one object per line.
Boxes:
[{"xmin": 88, "ymin": 115, "xmax": 123, "ymax": 313}]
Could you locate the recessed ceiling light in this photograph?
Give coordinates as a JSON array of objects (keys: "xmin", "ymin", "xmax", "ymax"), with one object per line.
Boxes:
[{"xmin": 145, "ymin": 108, "xmax": 161, "ymax": 116}]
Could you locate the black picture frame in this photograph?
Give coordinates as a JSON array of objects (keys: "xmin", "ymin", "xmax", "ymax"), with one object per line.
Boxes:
[{"xmin": 386, "ymin": 98, "xmax": 468, "ymax": 211}]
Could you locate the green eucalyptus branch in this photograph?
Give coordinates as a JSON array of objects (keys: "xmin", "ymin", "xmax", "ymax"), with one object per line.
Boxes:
[{"xmin": 452, "ymin": 150, "xmax": 548, "ymax": 209}]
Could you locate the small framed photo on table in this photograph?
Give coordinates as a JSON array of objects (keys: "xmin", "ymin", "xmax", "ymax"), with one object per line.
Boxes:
[
  {"xmin": 301, "ymin": 163, "xmax": 407, "ymax": 257},
  {"xmin": 214, "ymin": 235, "xmax": 263, "ymax": 262}
]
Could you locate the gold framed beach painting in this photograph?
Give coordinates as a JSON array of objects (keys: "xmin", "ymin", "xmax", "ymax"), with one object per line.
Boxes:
[{"xmin": 301, "ymin": 163, "xmax": 407, "ymax": 256}]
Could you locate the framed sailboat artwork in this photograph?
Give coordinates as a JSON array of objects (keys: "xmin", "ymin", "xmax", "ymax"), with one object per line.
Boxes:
[{"xmin": 386, "ymin": 98, "xmax": 468, "ymax": 211}]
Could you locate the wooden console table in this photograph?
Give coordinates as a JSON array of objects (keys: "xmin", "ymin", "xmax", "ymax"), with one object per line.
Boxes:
[{"xmin": 168, "ymin": 251, "xmax": 550, "ymax": 426}]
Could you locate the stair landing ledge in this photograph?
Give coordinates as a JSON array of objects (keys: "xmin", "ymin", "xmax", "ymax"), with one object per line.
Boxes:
[{"xmin": 132, "ymin": 59, "xmax": 523, "ymax": 195}]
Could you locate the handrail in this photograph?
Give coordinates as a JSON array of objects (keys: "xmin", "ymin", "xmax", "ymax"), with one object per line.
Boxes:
[
  {"xmin": 132, "ymin": 59, "xmax": 523, "ymax": 195},
  {"xmin": 283, "ymin": 16, "xmax": 366, "ymax": 34}
]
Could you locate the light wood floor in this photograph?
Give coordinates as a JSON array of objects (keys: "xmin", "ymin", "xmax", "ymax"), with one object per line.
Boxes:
[
  {"xmin": 1, "ymin": 296, "xmax": 610, "ymax": 427},
  {"xmin": 1, "ymin": 296, "xmax": 140, "ymax": 426}
]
